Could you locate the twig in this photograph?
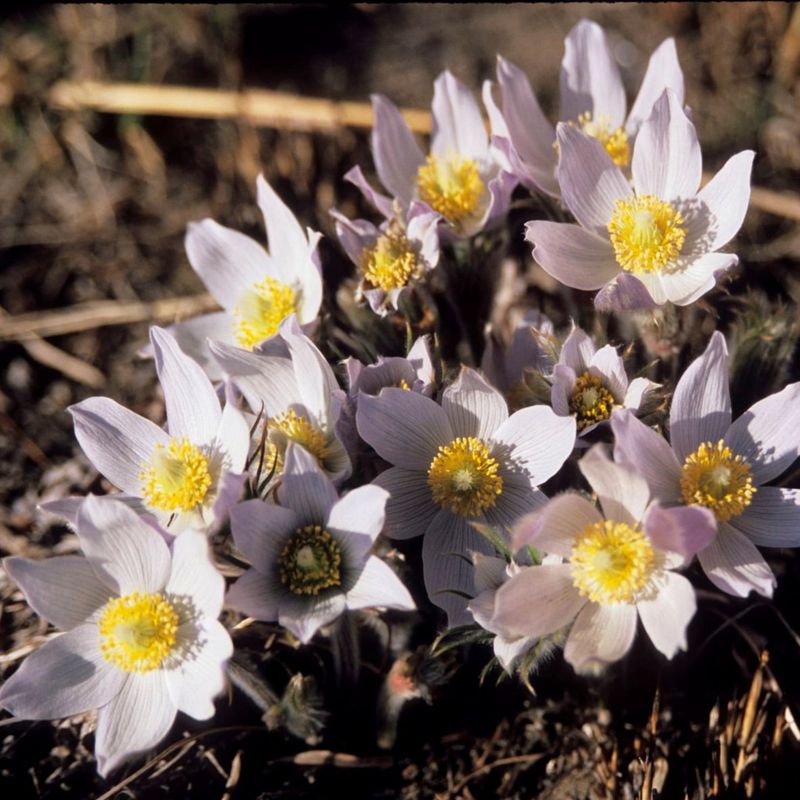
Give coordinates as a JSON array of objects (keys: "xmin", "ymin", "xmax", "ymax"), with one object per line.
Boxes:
[{"xmin": 442, "ymin": 753, "xmax": 545, "ymax": 798}]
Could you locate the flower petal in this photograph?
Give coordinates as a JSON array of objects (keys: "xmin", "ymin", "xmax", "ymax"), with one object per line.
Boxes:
[
  {"xmin": 589, "ymin": 344, "xmax": 628, "ymax": 402},
  {"xmin": 593, "ymin": 273, "xmax": 657, "ymax": 312},
  {"xmin": 163, "ymin": 312, "xmax": 237, "ymax": 382},
  {"xmin": 636, "ymin": 572, "xmax": 696, "ymax": 658},
  {"xmin": 564, "ymin": 602, "xmax": 637, "ymax": 672},
  {"xmin": 0, "ymin": 624, "xmax": 124, "ymax": 720},
  {"xmin": 559, "ymin": 327, "xmax": 595, "ymax": 373},
  {"xmin": 278, "ymin": 592, "xmax": 347, "ymax": 645},
  {"xmin": 723, "ymin": 380, "xmax": 800, "ymax": 485},
  {"xmin": 626, "ymin": 38, "xmax": 685, "ymax": 135},
  {"xmin": 729, "ymin": 487, "xmax": 800, "ymax": 548},
  {"xmin": 344, "ymin": 165, "xmax": 395, "ymax": 219},
  {"xmin": 525, "ymin": 220, "xmax": 620, "ymax": 291},
  {"xmin": 697, "ymin": 523, "xmax": 776, "ymax": 598},
  {"xmin": 216, "ymin": 395, "xmax": 251, "ymax": 473},
  {"xmin": 229, "ymin": 498, "xmax": 295, "ymax": 574},
  {"xmin": 623, "ymin": 377, "xmax": 657, "ymax": 412},
  {"xmin": 3, "ymin": 555, "xmax": 111, "ymax": 630},
  {"xmin": 371, "ymin": 467, "xmax": 439, "ymax": 540},
  {"xmin": 345, "ymin": 556, "xmax": 415, "ymax": 611},
  {"xmin": 95, "ymin": 671, "xmax": 177, "ymax": 778},
  {"xmin": 642, "ymin": 502, "xmax": 716, "ymax": 563},
  {"xmin": 512, "ymin": 491, "xmax": 601, "ymax": 555},
  {"xmin": 278, "ymin": 443, "xmax": 338, "ymax": 525},
  {"xmin": 669, "ymin": 331, "xmax": 731, "ymax": 463},
  {"xmin": 165, "ymin": 529, "xmax": 225, "ymax": 619},
  {"xmin": 578, "ymin": 444, "xmax": 650, "ymax": 524},
  {"xmin": 442, "ymin": 367, "xmax": 508, "ymax": 440},
  {"xmin": 70, "ymin": 397, "xmax": 168, "ymax": 496},
  {"xmin": 655, "ymin": 252, "xmax": 738, "ymax": 307},
  {"xmin": 550, "ymin": 364, "xmax": 575, "ymax": 418},
  {"xmin": 327, "ymin": 484, "xmax": 389, "ymax": 563},
  {"xmin": 431, "ymin": 70, "xmax": 487, "ymax": 160}
]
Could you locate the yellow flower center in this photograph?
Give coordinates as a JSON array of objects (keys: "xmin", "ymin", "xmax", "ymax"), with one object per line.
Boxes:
[
  {"xmin": 233, "ymin": 276, "xmax": 297, "ymax": 350},
  {"xmin": 427, "ymin": 436, "xmax": 503, "ymax": 516},
  {"xmin": 571, "ymin": 520, "xmax": 655, "ymax": 605},
  {"xmin": 263, "ymin": 409, "xmax": 329, "ymax": 473},
  {"xmin": 396, "ymin": 378, "xmax": 411, "ymax": 391},
  {"xmin": 569, "ymin": 371, "xmax": 616, "ymax": 430},
  {"xmin": 279, "ymin": 524, "xmax": 343, "ymax": 596},
  {"xmin": 608, "ymin": 194, "xmax": 686, "ymax": 274},
  {"xmin": 140, "ymin": 437, "xmax": 212, "ymax": 513},
  {"xmin": 98, "ymin": 592, "xmax": 179, "ymax": 672},
  {"xmin": 361, "ymin": 229, "xmax": 419, "ymax": 292},
  {"xmin": 416, "ymin": 153, "xmax": 484, "ymax": 223},
  {"xmin": 575, "ymin": 112, "xmax": 630, "ymax": 168},
  {"xmin": 680, "ymin": 440, "xmax": 756, "ymax": 522}
]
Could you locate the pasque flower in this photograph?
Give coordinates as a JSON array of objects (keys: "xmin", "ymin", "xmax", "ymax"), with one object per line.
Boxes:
[
  {"xmin": 226, "ymin": 444, "xmax": 414, "ymax": 643},
  {"xmin": 489, "ymin": 446, "xmax": 715, "ymax": 673},
  {"xmin": 525, "ymin": 89, "xmax": 754, "ymax": 311},
  {"xmin": 0, "ymin": 495, "xmax": 232, "ymax": 777},
  {"xmin": 612, "ymin": 331, "xmax": 800, "ymax": 598}
]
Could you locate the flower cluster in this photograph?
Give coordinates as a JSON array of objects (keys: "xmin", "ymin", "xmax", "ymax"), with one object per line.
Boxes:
[{"xmin": 3, "ymin": 17, "xmax": 794, "ymax": 782}]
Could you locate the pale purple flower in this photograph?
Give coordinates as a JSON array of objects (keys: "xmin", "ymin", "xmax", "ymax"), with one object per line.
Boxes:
[
  {"xmin": 331, "ymin": 201, "xmax": 440, "ymax": 315},
  {"xmin": 551, "ymin": 326, "xmax": 656, "ymax": 436},
  {"xmin": 356, "ymin": 366, "xmax": 576, "ymax": 627},
  {"xmin": 226, "ymin": 444, "xmax": 415, "ymax": 643},
  {"xmin": 612, "ymin": 331, "xmax": 800, "ymax": 598},
  {"xmin": 210, "ymin": 316, "xmax": 351, "ymax": 485},
  {"xmin": 525, "ymin": 89, "xmax": 754, "ymax": 311},
  {"xmin": 359, "ymin": 70, "xmax": 516, "ymax": 239},
  {"xmin": 490, "ymin": 446, "xmax": 715, "ymax": 673},
  {"xmin": 0, "ymin": 496, "xmax": 232, "ymax": 777},
  {"xmin": 484, "ymin": 19, "xmax": 685, "ymax": 197},
  {"xmin": 55, "ymin": 327, "xmax": 249, "ymax": 534},
  {"xmin": 167, "ymin": 175, "xmax": 323, "ymax": 377}
]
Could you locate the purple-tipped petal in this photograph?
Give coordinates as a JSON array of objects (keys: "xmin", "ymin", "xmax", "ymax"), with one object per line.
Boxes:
[
  {"xmin": 578, "ymin": 445, "xmax": 650, "ymax": 524},
  {"xmin": 442, "ymin": 367, "xmax": 508, "ymax": 440},
  {"xmin": 564, "ymin": 602, "xmax": 637, "ymax": 671},
  {"xmin": 643, "ymin": 502, "xmax": 716, "ymax": 563},
  {"xmin": 344, "ymin": 165, "xmax": 395, "ymax": 219},
  {"xmin": 626, "ymin": 38, "xmax": 685, "ymax": 135},
  {"xmin": 512, "ymin": 492, "xmax": 601, "ymax": 555},
  {"xmin": 593, "ymin": 273, "xmax": 656, "ymax": 312},
  {"xmin": 372, "ymin": 467, "xmax": 439, "ymax": 541},
  {"xmin": 636, "ymin": 572, "xmax": 696, "ymax": 659},
  {"xmin": 729, "ymin": 488, "xmax": 800, "ymax": 548},
  {"xmin": 345, "ymin": 556, "xmax": 415, "ymax": 611},
  {"xmin": 431, "ymin": 70, "xmax": 488, "ymax": 161},
  {"xmin": 669, "ymin": 331, "xmax": 731, "ymax": 462},
  {"xmin": 525, "ymin": 220, "xmax": 620, "ymax": 291}
]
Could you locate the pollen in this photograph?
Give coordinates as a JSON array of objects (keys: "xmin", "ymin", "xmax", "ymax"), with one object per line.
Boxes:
[
  {"xmin": 265, "ymin": 409, "xmax": 329, "ymax": 472},
  {"xmin": 608, "ymin": 194, "xmax": 686, "ymax": 274},
  {"xmin": 140, "ymin": 437, "xmax": 212, "ymax": 513},
  {"xmin": 233, "ymin": 276, "xmax": 297, "ymax": 350},
  {"xmin": 98, "ymin": 592, "xmax": 179, "ymax": 672},
  {"xmin": 361, "ymin": 229, "xmax": 419, "ymax": 292},
  {"xmin": 570, "ymin": 520, "xmax": 655, "ymax": 605},
  {"xmin": 427, "ymin": 436, "xmax": 503, "ymax": 516},
  {"xmin": 680, "ymin": 440, "xmax": 756, "ymax": 522},
  {"xmin": 279, "ymin": 524, "xmax": 343, "ymax": 596},
  {"xmin": 416, "ymin": 153, "xmax": 484, "ymax": 223},
  {"xmin": 569, "ymin": 371, "xmax": 616, "ymax": 430},
  {"xmin": 575, "ymin": 112, "xmax": 630, "ymax": 168}
]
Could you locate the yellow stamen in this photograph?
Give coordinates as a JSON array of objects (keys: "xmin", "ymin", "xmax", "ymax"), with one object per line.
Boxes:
[
  {"xmin": 396, "ymin": 378, "xmax": 411, "ymax": 391},
  {"xmin": 361, "ymin": 229, "xmax": 419, "ymax": 292},
  {"xmin": 416, "ymin": 153, "xmax": 484, "ymax": 223},
  {"xmin": 264, "ymin": 409, "xmax": 329, "ymax": 473},
  {"xmin": 608, "ymin": 194, "xmax": 686, "ymax": 274},
  {"xmin": 98, "ymin": 592, "xmax": 178, "ymax": 672},
  {"xmin": 680, "ymin": 440, "xmax": 756, "ymax": 522},
  {"xmin": 571, "ymin": 520, "xmax": 655, "ymax": 605},
  {"xmin": 569, "ymin": 371, "xmax": 617, "ymax": 430},
  {"xmin": 427, "ymin": 436, "xmax": 503, "ymax": 516},
  {"xmin": 140, "ymin": 437, "xmax": 212, "ymax": 513},
  {"xmin": 575, "ymin": 111, "xmax": 630, "ymax": 168},
  {"xmin": 233, "ymin": 276, "xmax": 297, "ymax": 350},
  {"xmin": 279, "ymin": 524, "xmax": 342, "ymax": 595}
]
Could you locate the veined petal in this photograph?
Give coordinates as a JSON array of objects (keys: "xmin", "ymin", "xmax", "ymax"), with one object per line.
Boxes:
[
  {"xmin": 70, "ymin": 397, "xmax": 169, "ymax": 496},
  {"xmin": 669, "ymin": 331, "xmax": 731, "ymax": 463},
  {"xmin": 371, "ymin": 467, "xmax": 439, "ymax": 540},
  {"xmin": 729, "ymin": 487, "xmax": 800, "ymax": 548},
  {"xmin": 550, "ymin": 364, "xmax": 576, "ymax": 417},
  {"xmin": 656, "ymin": 252, "xmax": 737, "ymax": 307},
  {"xmin": 0, "ymin": 624, "xmax": 125, "ymax": 720},
  {"xmin": 225, "ymin": 568, "xmax": 282, "ymax": 621},
  {"xmin": 578, "ymin": 444, "xmax": 650, "ymax": 524},
  {"xmin": 165, "ymin": 529, "xmax": 225, "ymax": 619},
  {"xmin": 626, "ymin": 38, "xmax": 685, "ymax": 135},
  {"xmin": 442, "ymin": 367, "xmax": 508, "ymax": 440},
  {"xmin": 345, "ymin": 556, "xmax": 415, "ymax": 611},
  {"xmin": 564, "ymin": 602, "xmax": 637, "ymax": 672},
  {"xmin": 525, "ymin": 220, "xmax": 620, "ymax": 291},
  {"xmin": 624, "ymin": 377, "xmax": 658, "ymax": 412},
  {"xmin": 278, "ymin": 592, "xmax": 347, "ymax": 645},
  {"xmin": 229, "ymin": 498, "xmax": 295, "ymax": 573},
  {"xmin": 343, "ymin": 165, "xmax": 395, "ymax": 219},
  {"xmin": 95, "ymin": 671, "xmax": 176, "ymax": 778},
  {"xmin": 431, "ymin": 70, "xmax": 488, "ymax": 161},
  {"xmin": 327, "ymin": 484, "xmax": 389, "ymax": 563},
  {"xmin": 279, "ymin": 444, "xmax": 338, "ymax": 525},
  {"xmin": 215, "ymin": 396, "xmax": 250, "ymax": 473},
  {"xmin": 637, "ymin": 572, "xmax": 696, "ymax": 658},
  {"xmin": 589, "ymin": 344, "xmax": 628, "ymax": 402},
  {"xmin": 512, "ymin": 492, "xmax": 601, "ymax": 555},
  {"xmin": 723, "ymin": 381, "xmax": 800, "ymax": 485},
  {"xmin": 559, "ymin": 327, "xmax": 596, "ymax": 374},
  {"xmin": 593, "ymin": 273, "xmax": 657, "ymax": 312},
  {"xmin": 3, "ymin": 555, "xmax": 111, "ymax": 630},
  {"xmin": 163, "ymin": 312, "xmax": 236, "ymax": 382}
]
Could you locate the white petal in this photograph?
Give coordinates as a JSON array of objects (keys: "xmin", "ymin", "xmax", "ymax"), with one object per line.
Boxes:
[
  {"xmin": 512, "ymin": 492, "xmax": 601, "ymax": 556},
  {"xmin": 589, "ymin": 344, "xmax": 628, "ymax": 402},
  {"xmin": 215, "ymin": 396, "xmax": 251, "ymax": 473},
  {"xmin": 559, "ymin": 327, "xmax": 596, "ymax": 374},
  {"xmin": 623, "ymin": 377, "xmax": 657, "ymax": 412},
  {"xmin": 327, "ymin": 484, "xmax": 389, "ymax": 563},
  {"xmin": 163, "ymin": 312, "xmax": 236, "ymax": 382},
  {"xmin": 442, "ymin": 367, "xmax": 508, "ymax": 440},
  {"xmin": 431, "ymin": 70, "xmax": 487, "ymax": 160},
  {"xmin": 579, "ymin": 444, "xmax": 651, "ymax": 524},
  {"xmin": 564, "ymin": 602, "xmax": 637, "ymax": 671},
  {"xmin": 345, "ymin": 556, "xmax": 415, "ymax": 611},
  {"xmin": 165, "ymin": 530, "xmax": 225, "ymax": 619},
  {"xmin": 626, "ymin": 38, "xmax": 685, "ymax": 134},
  {"xmin": 637, "ymin": 572, "xmax": 696, "ymax": 658},
  {"xmin": 657, "ymin": 252, "xmax": 737, "ymax": 307},
  {"xmin": 729, "ymin": 488, "xmax": 800, "ymax": 548},
  {"xmin": 278, "ymin": 592, "xmax": 347, "ymax": 645},
  {"xmin": 95, "ymin": 671, "xmax": 177, "ymax": 778}
]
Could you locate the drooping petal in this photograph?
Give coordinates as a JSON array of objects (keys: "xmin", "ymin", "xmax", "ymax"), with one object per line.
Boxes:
[
  {"xmin": 327, "ymin": 484, "xmax": 389, "ymax": 564},
  {"xmin": 164, "ymin": 618, "xmax": 232, "ymax": 720},
  {"xmin": 491, "ymin": 563, "xmax": 585, "ymax": 639},
  {"xmin": 345, "ymin": 556, "xmax": 415, "ymax": 611},
  {"xmin": 371, "ymin": 467, "xmax": 439, "ymax": 540},
  {"xmin": 370, "ymin": 93, "xmax": 426, "ymax": 206},
  {"xmin": 729, "ymin": 487, "xmax": 800, "ymax": 548},
  {"xmin": 165, "ymin": 529, "xmax": 225, "ymax": 619},
  {"xmin": 279, "ymin": 444, "xmax": 338, "ymax": 524},
  {"xmin": 184, "ymin": 219, "xmax": 270, "ymax": 312},
  {"xmin": 70, "ymin": 397, "xmax": 169, "ymax": 496},
  {"xmin": 723, "ymin": 381, "xmax": 800, "ymax": 485},
  {"xmin": 422, "ymin": 509, "xmax": 494, "ymax": 627},
  {"xmin": 611, "ymin": 410, "xmax": 682, "ymax": 504},
  {"xmin": 442, "ymin": 367, "xmax": 508, "ymax": 440},
  {"xmin": 3, "ymin": 555, "xmax": 111, "ymax": 630},
  {"xmin": 357, "ymin": 388, "xmax": 452, "ymax": 471},
  {"xmin": 151, "ymin": 327, "xmax": 220, "ymax": 446},
  {"xmin": 0, "ymin": 624, "xmax": 124, "ymax": 720},
  {"xmin": 564, "ymin": 602, "xmax": 637, "ymax": 671},
  {"xmin": 631, "ymin": 89, "xmax": 701, "ymax": 202},
  {"xmin": 626, "ymin": 38, "xmax": 685, "ymax": 135},
  {"xmin": 512, "ymin": 492, "xmax": 601, "ymax": 555},
  {"xmin": 637, "ymin": 572, "xmax": 696, "ymax": 658},
  {"xmin": 560, "ymin": 19, "xmax": 626, "ymax": 129},
  {"xmin": 431, "ymin": 70, "xmax": 488, "ymax": 160},
  {"xmin": 642, "ymin": 502, "xmax": 716, "ymax": 563},
  {"xmin": 95, "ymin": 671, "xmax": 177, "ymax": 778},
  {"xmin": 556, "ymin": 124, "xmax": 630, "ymax": 234},
  {"xmin": 578, "ymin": 444, "xmax": 650, "ymax": 524},
  {"xmin": 525, "ymin": 220, "xmax": 620, "ymax": 291},
  {"xmin": 697, "ymin": 523, "xmax": 776, "ymax": 598},
  {"xmin": 669, "ymin": 331, "xmax": 731, "ymax": 462},
  {"xmin": 343, "ymin": 165, "xmax": 396, "ymax": 220},
  {"xmin": 78, "ymin": 496, "xmax": 172, "ymax": 595}
]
